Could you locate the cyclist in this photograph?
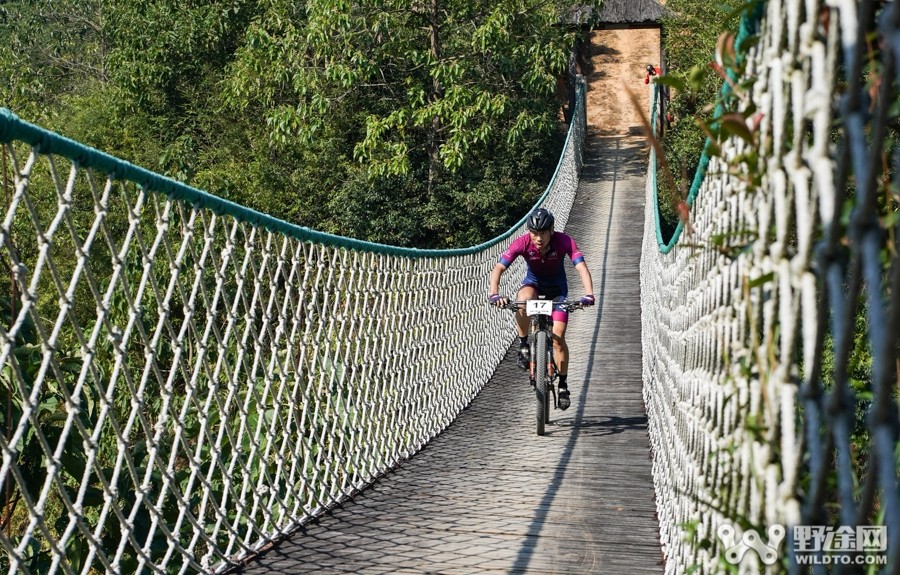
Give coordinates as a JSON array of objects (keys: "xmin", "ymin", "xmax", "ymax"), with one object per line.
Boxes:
[{"xmin": 488, "ymin": 207, "xmax": 595, "ymax": 410}]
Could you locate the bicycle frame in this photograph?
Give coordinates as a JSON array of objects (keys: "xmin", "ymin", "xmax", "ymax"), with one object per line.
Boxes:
[
  {"xmin": 495, "ymin": 297, "xmax": 583, "ymax": 436},
  {"xmin": 527, "ymin": 311, "xmax": 557, "ymax": 388}
]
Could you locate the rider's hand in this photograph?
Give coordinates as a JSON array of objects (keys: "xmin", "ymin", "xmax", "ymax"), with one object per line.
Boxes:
[
  {"xmin": 489, "ymin": 293, "xmax": 506, "ymax": 307},
  {"xmin": 580, "ymin": 294, "xmax": 595, "ymax": 307}
]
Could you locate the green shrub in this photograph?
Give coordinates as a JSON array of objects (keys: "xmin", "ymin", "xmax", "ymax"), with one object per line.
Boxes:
[{"xmin": 657, "ymin": 0, "xmax": 745, "ymax": 239}]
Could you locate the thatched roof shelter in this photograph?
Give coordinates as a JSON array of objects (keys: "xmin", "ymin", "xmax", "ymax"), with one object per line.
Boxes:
[{"xmin": 589, "ymin": 0, "xmax": 668, "ymax": 26}]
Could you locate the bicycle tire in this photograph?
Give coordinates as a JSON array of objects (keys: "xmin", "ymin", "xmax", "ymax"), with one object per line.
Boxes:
[
  {"xmin": 535, "ymin": 330, "xmax": 548, "ymax": 436},
  {"xmin": 545, "ymin": 346, "xmax": 553, "ymax": 424}
]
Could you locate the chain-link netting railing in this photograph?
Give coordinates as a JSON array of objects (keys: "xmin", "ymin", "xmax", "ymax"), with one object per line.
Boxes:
[
  {"xmin": 0, "ymin": 80, "xmax": 585, "ymax": 574},
  {"xmin": 641, "ymin": 1, "xmax": 899, "ymax": 573}
]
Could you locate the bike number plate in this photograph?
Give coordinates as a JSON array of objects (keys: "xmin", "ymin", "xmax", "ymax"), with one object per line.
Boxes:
[{"xmin": 526, "ymin": 300, "xmax": 553, "ymax": 317}]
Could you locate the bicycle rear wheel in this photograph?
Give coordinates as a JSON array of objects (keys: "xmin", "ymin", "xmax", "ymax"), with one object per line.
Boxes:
[{"xmin": 535, "ymin": 330, "xmax": 548, "ymax": 436}]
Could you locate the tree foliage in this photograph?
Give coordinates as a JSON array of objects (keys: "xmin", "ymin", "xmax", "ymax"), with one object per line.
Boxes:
[
  {"xmin": 225, "ymin": 0, "xmax": 575, "ymax": 175},
  {"xmin": 658, "ymin": 0, "xmax": 743, "ymax": 203},
  {"xmin": 1, "ymin": 0, "xmax": 596, "ymax": 248}
]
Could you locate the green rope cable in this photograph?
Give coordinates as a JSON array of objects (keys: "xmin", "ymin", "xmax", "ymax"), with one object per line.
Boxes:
[
  {"xmin": 0, "ymin": 82, "xmax": 584, "ymax": 259},
  {"xmin": 653, "ymin": 1, "xmax": 766, "ymax": 254}
]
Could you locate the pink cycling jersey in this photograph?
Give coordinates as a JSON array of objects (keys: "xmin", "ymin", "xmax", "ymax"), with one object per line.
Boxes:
[{"xmin": 498, "ymin": 232, "xmax": 585, "ymax": 288}]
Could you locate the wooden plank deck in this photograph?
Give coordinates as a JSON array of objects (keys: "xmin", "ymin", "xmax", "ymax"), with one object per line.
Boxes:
[{"xmin": 233, "ymin": 134, "xmax": 662, "ymax": 575}]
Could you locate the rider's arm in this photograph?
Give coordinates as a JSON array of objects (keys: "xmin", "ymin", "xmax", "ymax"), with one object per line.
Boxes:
[
  {"xmin": 564, "ymin": 234, "xmax": 593, "ymax": 297},
  {"xmin": 574, "ymin": 261, "xmax": 594, "ymax": 296},
  {"xmin": 489, "ymin": 262, "xmax": 508, "ymax": 296},
  {"xmin": 491, "ymin": 235, "xmax": 525, "ymax": 303}
]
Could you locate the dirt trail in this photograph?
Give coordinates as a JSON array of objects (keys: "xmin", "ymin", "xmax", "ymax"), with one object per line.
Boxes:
[{"xmin": 583, "ymin": 28, "xmax": 662, "ymax": 136}]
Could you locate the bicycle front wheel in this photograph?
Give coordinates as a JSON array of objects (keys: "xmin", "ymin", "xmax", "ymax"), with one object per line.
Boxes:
[{"xmin": 535, "ymin": 330, "xmax": 548, "ymax": 436}]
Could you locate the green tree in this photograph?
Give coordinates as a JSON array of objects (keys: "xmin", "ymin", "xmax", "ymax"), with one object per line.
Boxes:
[
  {"xmin": 659, "ymin": 0, "xmax": 744, "ymax": 204},
  {"xmin": 0, "ymin": 0, "xmax": 109, "ymax": 119},
  {"xmin": 2, "ymin": 0, "xmax": 595, "ymax": 247},
  {"xmin": 226, "ymin": 0, "xmax": 591, "ymax": 178},
  {"xmin": 223, "ymin": 0, "xmax": 597, "ymax": 245}
]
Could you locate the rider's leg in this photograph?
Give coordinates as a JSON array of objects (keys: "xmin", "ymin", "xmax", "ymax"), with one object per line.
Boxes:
[
  {"xmin": 551, "ymin": 320, "xmax": 569, "ymax": 375},
  {"xmin": 551, "ymin": 313, "xmax": 572, "ymax": 410},
  {"xmin": 514, "ymin": 285, "xmax": 538, "ymax": 370},
  {"xmin": 514, "ymin": 285, "xmax": 538, "ymax": 337}
]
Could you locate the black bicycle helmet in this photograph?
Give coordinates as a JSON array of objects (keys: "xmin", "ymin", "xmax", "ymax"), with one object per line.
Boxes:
[{"xmin": 526, "ymin": 208, "xmax": 555, "ymax": 231}]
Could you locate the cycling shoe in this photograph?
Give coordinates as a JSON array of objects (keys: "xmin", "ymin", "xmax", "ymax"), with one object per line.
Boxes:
[
  {"xmin": 517, "ymin": 345, "xmax": 529, "ymax": 370},
  {"xmin": 558, "ymin": 385, "xmax": 571, "ymax": 410}
]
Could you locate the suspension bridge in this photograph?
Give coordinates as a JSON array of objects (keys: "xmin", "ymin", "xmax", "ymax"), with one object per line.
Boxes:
[
  {"xmin": 0, "ymin": 1, "xmax": 898, "ymax": 574},
  {"xmin": 231, "ymin": 133, "xmax": 658, "ymax": 575}
]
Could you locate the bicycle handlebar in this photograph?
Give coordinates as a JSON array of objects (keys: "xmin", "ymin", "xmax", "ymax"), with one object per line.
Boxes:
[{"xmin": 492, "ymin": 299, "xmax": 587, "ymax": 313}]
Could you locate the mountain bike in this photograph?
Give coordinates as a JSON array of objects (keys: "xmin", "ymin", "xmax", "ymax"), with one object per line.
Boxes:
[{"xmin": 496, "ymin": 297, "xmax": 585, "ymax": 436}]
